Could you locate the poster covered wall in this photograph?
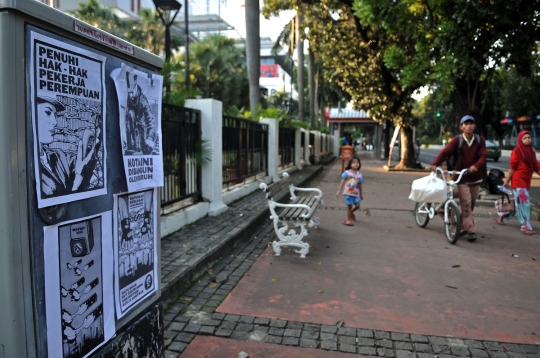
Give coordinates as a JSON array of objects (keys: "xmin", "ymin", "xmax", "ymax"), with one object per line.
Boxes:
[
  {"xmin": 30, "ymin": 31, "xmax": 107, "ymax": 208},
  {"xmin": 111, "ymin": 64, "xmax": 163, "ymax": 192},
  {"xmin": 44, "ymin": 212, "xmax": 115, "ymax": 358},
  {"xmin": 113, "ymin": 188, "xmax": 159, "ymax": 318}
]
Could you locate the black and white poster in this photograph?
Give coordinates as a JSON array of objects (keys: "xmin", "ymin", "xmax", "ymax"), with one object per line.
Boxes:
[
  {"xmin": 111, "ymin": 64, "xmax": 163, "ymax": 192},
  {"xmin": 113, "ymin": 188, "xmax": 158, "ymax": 318},
  {"xmin": 44, "ymin": 212, "xmax": 115, "ymax": 358},
  {"xmin": 30, "ymin": 31, "xmax": 107, "ymax": 208}
]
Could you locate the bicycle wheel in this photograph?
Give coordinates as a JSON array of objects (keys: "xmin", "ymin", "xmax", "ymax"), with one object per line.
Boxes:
[
  {"xmin": 445, "ymin": 202, "xmax": 461, "ymax": 244},
  {"xmin": 414, "ymin": 202, "xmax": 431, "ymax": 228}
]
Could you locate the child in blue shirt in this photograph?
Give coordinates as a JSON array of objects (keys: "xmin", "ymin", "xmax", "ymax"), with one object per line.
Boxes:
[{"xmin": 336, "ymin": 156, "xmax": 364, "ymax": 226}]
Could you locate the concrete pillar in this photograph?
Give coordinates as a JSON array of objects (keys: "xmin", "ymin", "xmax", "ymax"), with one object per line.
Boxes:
[
  {"xmin": 303, "ymin": 129, "xmax": 310, "ymax": 166},
  {"xmin": 185, "ymin": 99, "xmax": 228, "ymax": 216},
  {"xmin": 260, "ymin": 118, "xmax": 280, "ymax": 182},
  {"xmin": 294, "ymin": 128, "xmax": 303, "ymax": 170},
  {"xmin": 314, "ymin": 131, "xmax": 321, "ymax": 159},
  {"xmin": 333, "ymin": 123, "xmax": 341, "ymax": 157}
]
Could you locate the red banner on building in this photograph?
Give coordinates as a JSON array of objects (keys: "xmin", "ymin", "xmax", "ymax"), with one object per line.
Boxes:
[{"xmin": 260, "ymin": 64, "xmax": 279, "ymax": 78}]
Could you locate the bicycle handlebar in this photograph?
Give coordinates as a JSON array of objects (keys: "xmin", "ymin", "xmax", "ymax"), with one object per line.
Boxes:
[{"xmin": 434, "ymin": 167, "xmax": 469, "ymax": 185}]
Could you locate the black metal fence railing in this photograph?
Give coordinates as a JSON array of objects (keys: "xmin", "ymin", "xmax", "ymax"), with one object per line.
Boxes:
[
  {"xmin": 161, "ymin": 103, "xmax": 202, "ymax": 208},
  {"xmin": 278, "ymin": 126, "xmax": 295, "ymax": 169},
  {"xmin": 222, "ymin": 116, "xmax": 268, "ymax": 186}
]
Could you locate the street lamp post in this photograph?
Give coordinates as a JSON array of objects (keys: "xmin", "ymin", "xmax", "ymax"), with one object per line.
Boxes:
[
  {"xmin": 153, "ymin": 0, "xmax": 182, "ymax": 62},
  {"xmin": 183, "ymin": 0, "xmax": 189, "ymax": 90}
]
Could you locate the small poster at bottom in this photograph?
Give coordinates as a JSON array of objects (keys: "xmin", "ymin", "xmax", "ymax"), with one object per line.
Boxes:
[
  {"xmin": 44, "ymin": 211, "xmax": 115, "ymax": 358},
  {"xmin": 113, "ymin": 188, "xmax": 158, "ymax": 318}
]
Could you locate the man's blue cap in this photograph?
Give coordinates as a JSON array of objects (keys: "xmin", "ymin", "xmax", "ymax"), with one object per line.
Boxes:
[{"xmin": 460, "ymin": 115, "xmax": 475, "ymax": 125}]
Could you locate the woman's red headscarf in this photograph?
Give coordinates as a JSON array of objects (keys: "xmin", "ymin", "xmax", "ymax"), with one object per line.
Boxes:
[{"xmin": 514, "ymin": 130, "xmax": 536, "ymax": 168}]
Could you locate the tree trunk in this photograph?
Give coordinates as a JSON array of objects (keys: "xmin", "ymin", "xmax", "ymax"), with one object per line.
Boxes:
[
  {"xmin": 308, "ymin": 49, "xmax": 316, "ymax": 128},
  {"xmin": 296, "ymin": 11, "xmax": 304, "ymax": 122},
  {"xmin": 245, "ymin": 0, "xmax": 260, "ymax": 117},
  {"xmin": 395, "ymin": 126, "xmax": 419, "ymax": 169}
]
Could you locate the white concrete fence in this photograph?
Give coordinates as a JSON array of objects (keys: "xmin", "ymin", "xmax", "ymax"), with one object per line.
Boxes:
[{"xmin": 160, "ymin": 99, "xmax": 333, "ymax": 238}]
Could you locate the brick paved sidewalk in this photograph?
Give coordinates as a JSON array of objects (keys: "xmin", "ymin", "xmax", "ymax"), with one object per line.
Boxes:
[
  {"xmin": 160, "ymin": 164, "xmax": 323, "ymax": 305},
  {"xmin": 162, "ymin": 162, "xmax": 540, "ymax": 357},
  {"xmin": 163, "ymin": 216, "xmax": 540, "ymax": 358}
]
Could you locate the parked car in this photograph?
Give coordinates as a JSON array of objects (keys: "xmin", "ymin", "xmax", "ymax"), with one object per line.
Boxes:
[{"xmin": 485, "ymin": 140, "xmax": 501, "ymax": 162}]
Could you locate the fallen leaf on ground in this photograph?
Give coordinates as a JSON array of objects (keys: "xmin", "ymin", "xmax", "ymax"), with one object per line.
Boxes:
[
  {"xmin": 532, "ymin": 257, "xmax": 537, "ymax": 261},
  {"xmin": 512, "ymin": 254, "xmax": 519, "ymax": 257},
  {"xmin": 452, "ymin": 265, "xmax": 461, "ymax": 268},
  {"xmin": 335, "ymin": 321, "xmax": 344, "ymax": 328},
  {"xmin": 180, "ymin": 297, "xmax": 193, "ymax": 302},
  {"xmin": 318, "ymin": 290, "xmax": 324, "ymax": 293},
  {"xmin": 272, "ymin": 278, "xmax": 280, "ymax": 282},
  {"xmin": 325, "ymin": 245, "xmax": 331, "ymax": 248},
  {"xmin": 209, "ymin": 283, "xmax": 218, "ymax": 288},
  {"xmin": 445, "ymin": 285, "xmax": 458, "ymax": 289},
  {"xmin": 474, "ymin": 286, "xmax": 478, "ymax": 289}
]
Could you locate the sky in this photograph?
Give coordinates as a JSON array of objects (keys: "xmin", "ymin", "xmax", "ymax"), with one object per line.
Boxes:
[{"xmin": 219, "ymin": 0, "xmax": 296, "ymax": 41}]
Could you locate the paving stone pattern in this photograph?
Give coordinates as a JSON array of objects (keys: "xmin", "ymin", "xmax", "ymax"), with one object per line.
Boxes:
[{"xmin": 161, "ymin": 164, "xmax": 540, "ymax": 357}]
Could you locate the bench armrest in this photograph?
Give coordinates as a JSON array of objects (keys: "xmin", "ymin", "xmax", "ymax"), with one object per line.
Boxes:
[{"xmin": 289, "ymin": 186, "xmax": 323, "ymax": 201}]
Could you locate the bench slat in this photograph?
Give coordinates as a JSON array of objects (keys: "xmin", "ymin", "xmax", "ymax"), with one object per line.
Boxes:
[
  {"xmin": 291, "ymin": 196, "xmax": 320, "ymax": 220},
  {"xmin": 284, "ymin": 196, "xmax": 310, "ymax": 220},
  {"xmin": 279, "ymin": 196, "xmax": 305, "ymax": 220}
]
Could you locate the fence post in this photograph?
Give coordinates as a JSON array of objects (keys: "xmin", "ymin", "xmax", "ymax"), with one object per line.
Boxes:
[
  {"xmin": 312, "ymin": 130, "xmax": 321, "ymax": 163},
  {"xmin": 295, "ymin": 128, "xmax": 303, "ymax": 170},
  {"xmin": 185, "ymin": 99, "xmax": 228, "ymax": 216},
  {"xmin": 333, "ymin": 123, "xmax": 341, "ymax": 157},
  {"xmin": 304, "ymin": 129, "xmax": 310, "ymax": 165},
  {"xmin": 260, "ymin": 118, "xmax": 280, "ymax": 182}
]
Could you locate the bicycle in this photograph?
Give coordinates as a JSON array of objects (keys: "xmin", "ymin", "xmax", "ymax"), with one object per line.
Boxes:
[{"xmin": 413, "ymin": 168, "xmax": 469, "ymax": 244}]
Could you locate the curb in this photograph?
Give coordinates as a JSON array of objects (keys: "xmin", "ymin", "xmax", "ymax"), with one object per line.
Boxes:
[{"xmin": 161, "ymin": 165, "xmax": 324, "ymax": 306}]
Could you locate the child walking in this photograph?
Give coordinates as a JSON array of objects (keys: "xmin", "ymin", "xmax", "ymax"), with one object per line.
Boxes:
[{"xmin": 336, "ymin": 156, "xmax": 364, "ymax": 226}]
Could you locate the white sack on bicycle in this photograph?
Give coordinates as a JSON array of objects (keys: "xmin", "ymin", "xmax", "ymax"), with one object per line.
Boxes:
[{"xmin": 408, "ymin": 172, "xmax": 447, "ymax": 203}]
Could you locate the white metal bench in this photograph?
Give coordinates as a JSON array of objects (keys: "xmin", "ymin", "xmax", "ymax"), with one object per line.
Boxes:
[{"xmin": 259, "ymin": 172, "xmax": 323, "ymax": 258}]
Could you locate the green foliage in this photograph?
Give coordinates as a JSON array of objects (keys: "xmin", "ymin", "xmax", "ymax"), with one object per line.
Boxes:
[
  {"xmin": 69, "ymin": 1, "xmax": 183, "ymax": 56},
  {"xmin": 224, "ymin": 106, "xmax": 248, "ymax": 117},
  {"xmin": 68, "ymin": 0, "xmax": 125, "ymax": 37},
  {"xmin": 179, "ymin": 35, "xmax": 250, "ymax": 111},
  {"xmin": 189, "ymin": 139, "xmax": 213, "ymax": 167}
]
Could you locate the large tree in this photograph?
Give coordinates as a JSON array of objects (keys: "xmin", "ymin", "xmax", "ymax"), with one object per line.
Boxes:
[
  {"xmin": 418, "ymin": 0, "xmax": 540, "ymax": 135},
  {"xmin": 265, "ymin": 0, "xmax": 428, "ymax": 168}
]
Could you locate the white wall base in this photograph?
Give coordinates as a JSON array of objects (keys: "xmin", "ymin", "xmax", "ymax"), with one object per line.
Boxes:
[
  {"xmin": 222, "ymin": 176, "xmax": 272, "ymax": 205},
  {"xmin": 160, "ymin": 202, "xmax": 209, "ymax": 238},
  {"xmin": 208, "ymin": 201, "xmax": 228, "ymax": 216}
]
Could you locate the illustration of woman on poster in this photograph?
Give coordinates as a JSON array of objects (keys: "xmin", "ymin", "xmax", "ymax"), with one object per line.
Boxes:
[{"xmin": 37, "ymin": 96, "xmax": 101, "ymax": 198}]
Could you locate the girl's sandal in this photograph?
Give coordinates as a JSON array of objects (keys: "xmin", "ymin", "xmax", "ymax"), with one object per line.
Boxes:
[
  {"xmin": 342, "ymin": 220, "xmax": 353, "ymax": 226},
  {"xmin": 492, "ymin": 217, "xmax": 505, "ymax": 225},
  {"xmin": 523, "ymin": 230, "xmax": 536, "ymax": 235}
]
